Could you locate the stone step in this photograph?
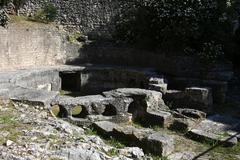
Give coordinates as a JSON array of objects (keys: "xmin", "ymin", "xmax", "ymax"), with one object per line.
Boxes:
[
  {"xmin": 168, "ymin": 108, "xmax": 206, "ymax": 133},
  {"xmin": 187, "ymin": 115, "xmax": 240, "ymax": 147},
  {"xmin": 169, "ymin": 118, "xmax": 198, "ymax": 133},
  {"xmin": 164, "ymin": 87, "xmax": 213, "ymax": 113},
  {"xmin": 93, "ymin": 121, "xmax": 175, "ymax": 156},
  {"xmin": 146, "ymin": 110, "xmax": 173, "ymax": 128}
]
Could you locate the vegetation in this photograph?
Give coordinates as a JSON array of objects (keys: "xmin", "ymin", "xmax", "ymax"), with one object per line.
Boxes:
[
  {"xmin": 68, "ymin": 32, "xmax": 87, "ymax": 43},
  {"xmin": 72, "ymin": 105, "xmax": 83, "ymax": 116},
  {"xmin": 34, "ymin": 3, "xmax": 58, "ymax": 23},
  {"xmin": 113, "ymin": 0, "xmax": 240, "ymax": 64},
  {"xmin": 105, "ymin": 137, "xmax": 126, "ymax": 149},
  {"xmin": 51, "ymin": 105, "xmax": 60, "ymax": 117},
  {"xmin": 104, "ymin": 148, "xmax": 119, "ymax": 157},
  {"xmin": 84, "ymin": 128, "xmax": 97, "ymax": 136},
  {"xmin": 0, "ymin": 102, "xmax": 25, "ymax": 144}
]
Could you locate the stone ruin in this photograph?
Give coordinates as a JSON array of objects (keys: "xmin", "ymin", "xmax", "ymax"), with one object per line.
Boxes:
[{"xmin": 0, "ymin": 64, "xmax": 239, "ymax": 158}]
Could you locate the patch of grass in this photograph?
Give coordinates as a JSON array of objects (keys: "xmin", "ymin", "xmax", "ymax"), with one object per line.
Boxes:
[
  {"xmin": 8, "ymin": 15, "xmax": 57, "ymax": 29},
  {"xmin": 0, "ymin": 115, "xmax": 25, "ymax": 144},
  {"xmin": 147, "ymin": 154, "xmax": 169, "ymax": 160},
  {"xmin": 131, "ymin": 121, "xmax": 144, "ymax": 129},
  {"xmin": 104, "ymin": 148, "xmax": 119, "ymax": 157},
  {"xmin": 68, "ymin": 32, "xmax": 86, "ymax": 43},
  {"xmin": 51, "ymin": 105, "xmax": 60, "ymax": 117},
  {"xmin": 0, "ymin": 101, "xmax": 34, "ymax": 144},
  {"xmin": 0, "ymin": 115, "xmax": 16, "ymax": 124},
  {"xmin": 72, "ymin": 105, "xmax": 83, "ymax": 116},
  {"xmin": 210, "ymin": 142, "xmax": 240, "ymax": 155},
  {"xmin": 9, "ymin": 15, "xmax": 28, "ymax": 23},
  {"xmin": 84, "ymin": 128, "xmax": 97, "ymax": 136},
  {"xmin": 105, "ymin": 137, "xmax": 126, "ymax": 149}
]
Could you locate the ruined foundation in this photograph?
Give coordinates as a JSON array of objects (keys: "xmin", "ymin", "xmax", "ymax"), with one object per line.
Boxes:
[{"xmin": 0, "ymin": 64, "xmax": 239, "ymax": 158}]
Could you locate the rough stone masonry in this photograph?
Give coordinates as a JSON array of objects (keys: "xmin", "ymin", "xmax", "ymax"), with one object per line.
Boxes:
[{"xmin": 17, "ymin": 0, "xmax": 127, "ymax": 38}]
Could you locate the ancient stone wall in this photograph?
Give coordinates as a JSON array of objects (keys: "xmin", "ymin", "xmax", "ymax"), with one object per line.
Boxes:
[
  {"xmin": 17, "ymin": 0, "xmax": 126, "ymax": 38},
  {"xmin": 0, "ymin": 24, "xmax": 80, "ymax": 70}
]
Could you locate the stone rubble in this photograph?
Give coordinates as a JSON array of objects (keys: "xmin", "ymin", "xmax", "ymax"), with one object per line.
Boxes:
[{"xmin": 0, "ymin": 103, "xmax": 145, "ymax": 160}]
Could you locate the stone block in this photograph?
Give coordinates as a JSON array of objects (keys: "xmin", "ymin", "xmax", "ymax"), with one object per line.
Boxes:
[
  {"xmin": 144, "ymin": 133, "xmax": 174, "ymax": 156},
  {"xmin": 146, "ymin": 110, "xmax": 173, "ymax": 128},
  {"xmin": 93, "ymin": 121, "xmax": 118, "ymax": 135}
]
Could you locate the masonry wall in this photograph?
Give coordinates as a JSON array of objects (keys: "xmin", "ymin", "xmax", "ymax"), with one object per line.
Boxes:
[
  {"xmin": 0, "ymin": 24, "xmax": 80, "ymax": 70},
  {"xmin": 17, "ymin": 0, "xmax": 128, "ymax": 38}
]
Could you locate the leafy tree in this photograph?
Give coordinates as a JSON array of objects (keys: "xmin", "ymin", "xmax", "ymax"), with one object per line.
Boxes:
[{"xmin": 114, "ymin": 0, "xmax": 236, "ymax": 63}]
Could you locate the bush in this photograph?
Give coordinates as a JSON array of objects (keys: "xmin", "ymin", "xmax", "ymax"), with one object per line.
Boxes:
[
  {"xmin": 34, "ymin": 3, "xmax": 58, "ymax": 23},
  {"xmin": 0, "ymin": 8, "xmax": 10, "ymax": 27},
  {"xmin": 113, "ymin": 0, "xmax": 234, "ymax": 63}
]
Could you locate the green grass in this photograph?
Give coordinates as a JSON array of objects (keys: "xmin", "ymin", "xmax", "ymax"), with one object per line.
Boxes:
[
  {"xmin": 84, "ymin": 128, "xmax": 97, "ymax": 136},
  {"xmin": 8, "ymin": 15, "xmax": 57, "ymax": 29},
  {"xmin": 72, "ymin": 105, "xmax": 83, "ymax": 116},
  {"xmin": 104, "ymin": 148, "xmax": 119, "ymax": 157},
  {"xmin": 68, "ymin": 32, "xmax": 83, "ymax": 43},
  {"xmin": 51, "ymin": 105, "xmax": 60, "ymax": 117},
  {"xmin": 209, "ymin": 142, "xmax": 240, "ymax": 155},
  {"xmin": 131, "ymin": 121, "xmax": 144, "ymax": 128},
  {"xmin": 9, "ymin": 15, "xmax": 29, "ymax": 23},
  {"xmin": 51, "ymin": 104, "xmax": 83, "ymax": 117},
  {"xmin": 0, "ymin": 104, "xmax": 28, "ymax": 144},
  {"xmin": 105, "ymin": 137, "xmax": 126, "ymax": 149}
]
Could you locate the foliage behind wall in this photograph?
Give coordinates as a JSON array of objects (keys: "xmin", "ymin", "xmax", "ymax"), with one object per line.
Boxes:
[{"xmin": 113, "ymin": 0, "xmax": 240, "ymax": 65}]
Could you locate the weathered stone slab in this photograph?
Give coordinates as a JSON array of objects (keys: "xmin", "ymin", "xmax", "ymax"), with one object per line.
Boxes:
[
  {"xmin": 188, "ymin": 115, "xmax": 240, "ymax": 146},
  {"xmin": 93, "ymin": 121, "xmax": 118, "ymax": 135},
  {"xmin": 10, "ymin": 88, "xmax": 58, "ymax": 106},
  {"xmin": 104, "ymin": 88, "xmax": 168, "ymax": 111},
  {"xmin": 10, "ymin": 69, "xmax": 61, "ymax": 91},
  {"xmin": 113, "ymin": 126, "xmax": 152, "ymax": 142}
]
